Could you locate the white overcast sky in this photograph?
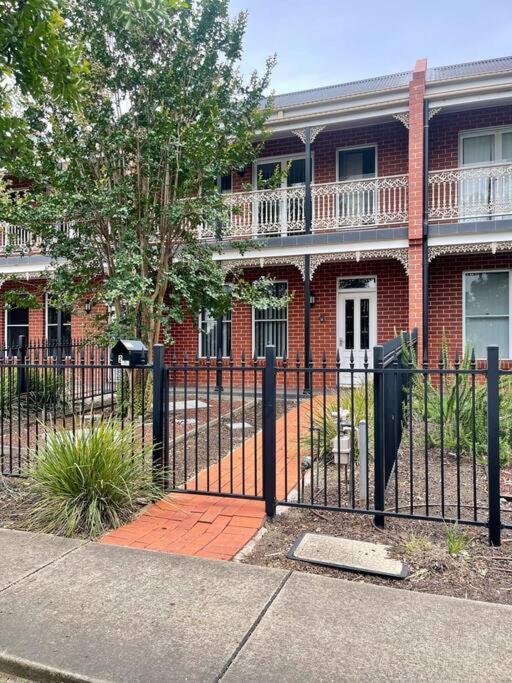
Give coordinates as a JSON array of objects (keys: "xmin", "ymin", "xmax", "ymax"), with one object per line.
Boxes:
[{"xmin": 229, "ymin": 0, "xmax": 512, "ymax": 94}]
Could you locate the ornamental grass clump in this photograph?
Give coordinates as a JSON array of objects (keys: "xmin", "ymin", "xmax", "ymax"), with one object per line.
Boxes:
[{"xmin": 27, "ymin": 419, "xmax": 157, "ymax": 538}]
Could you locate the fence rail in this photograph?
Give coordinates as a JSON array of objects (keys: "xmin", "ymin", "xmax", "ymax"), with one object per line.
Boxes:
[{"xmin": 1, "ymin": 335, "xmax": 510, "ymax": 545}]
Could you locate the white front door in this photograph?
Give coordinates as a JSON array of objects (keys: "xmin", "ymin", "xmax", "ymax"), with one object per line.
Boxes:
[{"xmin": 337, "ymin": 277, "xmax": 377, "ymax": 376}]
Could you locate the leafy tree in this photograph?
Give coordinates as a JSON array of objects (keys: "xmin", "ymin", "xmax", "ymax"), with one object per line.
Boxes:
[
  {"xmin": 4, "ymin": 0, "xmax": 282, "ymax": 355},
  {"xmin": 0, "ymin": 0, "xmax": 87, "ymax": 161}
]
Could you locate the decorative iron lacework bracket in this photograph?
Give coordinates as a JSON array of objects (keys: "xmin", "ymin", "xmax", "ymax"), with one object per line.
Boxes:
[
  {"xmin": 392, "ymin": 107, "xmax": 442, "ymax": 129},
  {"xmin": 291, "ymin": 126, "xmax": 326, "ymax": 144},
  {"xmin": 219, "ymin": 247, "xmax": 409, "ymax": 280},
  {"xmin": 428, "ymin": 241, "xmax": 511, "ymax": 262}
]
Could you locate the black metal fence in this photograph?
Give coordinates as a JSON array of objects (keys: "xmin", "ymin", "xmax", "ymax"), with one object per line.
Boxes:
[{"xmin": 1, "ymin": 334, "xmax": 510, "ymax": 546}]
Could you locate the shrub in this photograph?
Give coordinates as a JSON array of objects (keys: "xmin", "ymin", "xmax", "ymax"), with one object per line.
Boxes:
[
  {"xmin": 0, "ymin": 368, "xmax": 17, "ymax": 412},
  {"xmin": 445, "ymin": 523, "xmax": 471, "ymax": 557},
  {"xmin": 115, "ymin": 370, "xmax": 152, "ymax": 420},
  {"xmin": 301, "ymin": 385, "xmax": 374, "ymax": 462},
  {"xmin": 407, "ymin": 342, "xmax": 512, "ymax": 466},
  {"xmin": 27, "ymin": 367, "xmax": 68, "ymax": 409},
  {"xmin": 26, "ymin": 419, "xmax": 157, "ymax": 537}
]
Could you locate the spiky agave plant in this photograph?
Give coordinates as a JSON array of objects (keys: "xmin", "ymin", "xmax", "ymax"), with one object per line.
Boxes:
[{"xmin": 26, "ymin": 419, "xmax": 158, "ymax": 537}]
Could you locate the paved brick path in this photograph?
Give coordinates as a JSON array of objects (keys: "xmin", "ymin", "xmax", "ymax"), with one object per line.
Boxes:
[{"xmin": 102, "ymin": 397, "xmax": 321, "ymax": 560}]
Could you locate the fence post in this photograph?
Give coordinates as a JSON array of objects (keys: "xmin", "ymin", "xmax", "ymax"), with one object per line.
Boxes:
[
  {"xmin": 17, "ymin": 334, "xmax": 27, "ymax": 394},
  {"xmin": 152, "ymin": 344, "xmax": 166, "ymax": 488},
  {"xmin": 373, "ymin": 345, "xmax": 385, "ymax": 528},
  {"xmin": 487, "ymin": 345, "xmax": 501, "ymax": 546},
  {"xmin": 263, "ymin": 345, "xmax": 276, "ymax": 517}
]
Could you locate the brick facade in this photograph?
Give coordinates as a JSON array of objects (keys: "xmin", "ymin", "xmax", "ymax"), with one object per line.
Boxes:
[{"xmin": 170, "ymin": 258, "xmax": 408, "ymax": 366}]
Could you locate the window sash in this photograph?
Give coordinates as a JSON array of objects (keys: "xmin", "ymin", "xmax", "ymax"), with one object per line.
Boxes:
[
  {"xmin": 464, "ymin": 270, "xmax": 511, "ymax": 359},
  {"xmin": 199, "ymin": 311, "xmax": 232, "ymax": 358},
  {"xmin": 253, "ymin": 282, "xmax": 288, "ymax": 358}
]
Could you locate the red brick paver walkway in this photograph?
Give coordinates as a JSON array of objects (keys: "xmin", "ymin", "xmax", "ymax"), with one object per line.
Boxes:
[{"xmin": 101, "ymin": 397, "xmax": 322, "ymax": 560}]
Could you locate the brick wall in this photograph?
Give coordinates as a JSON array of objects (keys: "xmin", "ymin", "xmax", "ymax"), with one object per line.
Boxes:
[
  {"xmin": 429, "ymin": 252, "xmax": 512, "ymax": 363},
  {"xmin": 429, "ymin": 105, "xmax": 512, "ymax": 170},
  {"xmin": 0, "ymin": 279, "xmax": 104, "ymax": 347},
  {"xmin": 170, "ymin": 258, "xmax": 408, "ymax": 367},
  {"xmin": 232, "ymin": 121, "xmax": 408, "ymax": 191}
]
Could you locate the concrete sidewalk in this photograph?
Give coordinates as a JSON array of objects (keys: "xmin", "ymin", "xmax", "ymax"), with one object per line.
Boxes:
[{"xmin": 0, "ymin": 529, "xmax": 511, "ymax": 682}]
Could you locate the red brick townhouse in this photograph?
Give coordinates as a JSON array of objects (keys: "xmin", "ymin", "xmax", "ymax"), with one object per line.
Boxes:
[{"xmin": 3, "ymin": 56, "xmax": 512, "ymax": 370}]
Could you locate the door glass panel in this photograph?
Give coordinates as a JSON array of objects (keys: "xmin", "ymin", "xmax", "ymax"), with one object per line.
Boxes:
[
  {"xmin": 344, "ymin": 299, "xmax": 354, "ymax": 350},
  {"xmin": 256, "ymin": 162, "xmax": 281, "ymax": 188},
  {"xmin": 360, "ymin": 299, "xmax": 370, "ymax": 349},
  {"xmin": 461, "ymin": 135, "xmax": 494, "ymax": 218},
  {"xmin": 339, "ymin": 277, "xmax": 376, "ymax": 290}
]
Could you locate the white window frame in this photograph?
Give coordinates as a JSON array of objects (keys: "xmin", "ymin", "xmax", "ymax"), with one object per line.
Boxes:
[
  {"xmin": 4, "ymin": 306, "xmax": 29, "ymax": 349},
  {"xmin": 335, "ymin": 144, "xmax": 379, "ymax": 227},
  {"xmin": 252, "ymin": 153, "xmax": 314, "ymax": 189},
  {"xmin": 459, "ymin": 125, "xmax": 512, "ymax": 167},
  {"xmin": 45, "ymin": 293, "xmax": 71, "ymax": 344},
  {"xmin": 197, "ymin": 308, "xmax": 232, "ymax": 359},
  {"xmin": 252, "ymin": 280, "xmax": 288, "ymax": 359},
  {"xmin": 462, "ymin": 269, "xmax": 512, "ymax": 360},
  {"xmin": 336, "ymin": 144, "xmax": 378, "ymax": 182}
]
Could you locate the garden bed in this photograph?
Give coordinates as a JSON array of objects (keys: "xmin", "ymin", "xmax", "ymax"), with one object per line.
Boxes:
[{"xmin": 242, "ymin": 450, "xmax": 512, "ymax": 605}]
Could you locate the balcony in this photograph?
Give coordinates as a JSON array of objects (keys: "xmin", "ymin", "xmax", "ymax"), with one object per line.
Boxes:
[
  {"xmin": 429, "ymin": 163, "xmax": 512, "ymax": 222},
  {"xmin": 199, "ymin": 174, "xmax": 409, "ymax": 240},
  {"xmin": 0, "ymin": 223, "xmax": 42, "ymax": 255}
]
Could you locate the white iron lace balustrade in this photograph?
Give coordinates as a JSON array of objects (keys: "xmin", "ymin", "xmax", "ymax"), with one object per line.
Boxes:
[
  {"xmin": 0, "ymin": 221, "xmax": 76, "ymax": 254},
  {"xmin": 429, "ymin": 163, "xmax": 512, "ymax": 222},
  {"xmin": 199, "ymin": 174, "xmax": 409, "ymax": 240}
]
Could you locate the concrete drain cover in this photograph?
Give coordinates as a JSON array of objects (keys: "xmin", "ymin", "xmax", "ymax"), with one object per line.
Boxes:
[{"xmin": 288, "ymin": 532, "xmax": 409, "ymax": 579}]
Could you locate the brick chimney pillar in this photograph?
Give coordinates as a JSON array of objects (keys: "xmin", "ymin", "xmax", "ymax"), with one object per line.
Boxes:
[{"xmin": 407, "ymin": 58, "xmax": 427, "ymax": 360}]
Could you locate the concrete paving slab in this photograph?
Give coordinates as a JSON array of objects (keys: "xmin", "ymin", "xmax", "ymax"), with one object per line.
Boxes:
[
  {"xmin": 170, "ymin": 400, "xmax": 209, "ymax": 411},
  {"xmin": 0, "ymin": 541, "xmax": 287, "ymax": 683},
  {"xmin": 0, "ymin": 529, "xmax": 84, "ymax": 592},
  {"xmin": 288, "ymin": 532, "xmax": 408, "ymax": 578},
  {"xmin": 224, "ymin": 571, "xmax": 512, "ymax": 683}
]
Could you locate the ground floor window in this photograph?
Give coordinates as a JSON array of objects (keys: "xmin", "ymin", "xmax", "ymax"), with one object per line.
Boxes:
[
  {"xmin": 5, "ymin": 307, "xmax": 29, "ymax": 349},
  {"xmin": 46, "ymin": 297, "xmax": 72, "ymax": 352},
  {"xmin": 199, "ymin": 309, "xmax": 232, "ymax": 358},
  {"xmin": 253, "ymin": 281, "xmax": 288, "ymax": 358},
  {"xmin": 464, "ymin": 270, "xmax": 511, "ymax": 358}
]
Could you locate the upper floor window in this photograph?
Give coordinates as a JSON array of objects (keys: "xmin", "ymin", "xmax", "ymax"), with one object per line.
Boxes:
[
  {"xmin": 460, "ymin": 127, "xmax": 512, "ymax": 166},
  {"xmin": 338, "ymin": 146, "xmax": 376, "ymax": 181},
  {"xmin": 254, "ymin": 155, "xmax": 310, "ymax": 190},
  {"xmin": 464, "ymin": 270, "xmax": 511, "ymax": 359},
  {"xmin": 220, "ymin": 174, "xmax": 232, "ymax": 193}
]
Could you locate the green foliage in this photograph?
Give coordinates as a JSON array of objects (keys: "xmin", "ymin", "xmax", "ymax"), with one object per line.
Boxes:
[
  {"xmin": 445, "ymin": 524, "xmax": 471, "ymax": 557},
  {"xmin": 27, "ymin": 367, "xmax": 68, "ymax": 408},
  {"xmin": 405, "ymin": 533, "xmax": 433, "ymax": 557},
  {"xmin": 301, "ymin": 387, "xmax": 374, "ymax": 462},
  {"xmin": 2, "ymin": 287, "xmax": 42, "ymax": 311},
  {"xmin": 0, "ymin": 368, "xmax": 17, "ymax": 411},
  {"xmin": 115, "ymin": 370, "xmax": 152, "ymax": 420},
  {"xmin": 4, "ymin": 0, "xmax": 277, "ymax": 351},
  {"xmin": 407, "ymin": 344, "xmax": 512, "ymax": 466},
  {"xmin": 27, "ymin": 419, "xmax": 156, "ymax": 537}
]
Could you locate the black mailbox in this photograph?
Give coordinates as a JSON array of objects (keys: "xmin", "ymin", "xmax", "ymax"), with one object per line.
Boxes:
[{"xmin": 110, "ymin": 340, "xmax": 148, "ymax": 367}]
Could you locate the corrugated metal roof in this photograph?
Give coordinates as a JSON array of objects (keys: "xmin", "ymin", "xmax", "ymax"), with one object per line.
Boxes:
[
  {"xmin": 427, "ymin": 56, "xmax": 512, "ymax": 82},
  {"xmin": 271, "ymin": 71, "xmax": 411, "ymax": 109},
  {"xmin": 270, "ymin": 56, "xmax": 512, "ymax": 111}
]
